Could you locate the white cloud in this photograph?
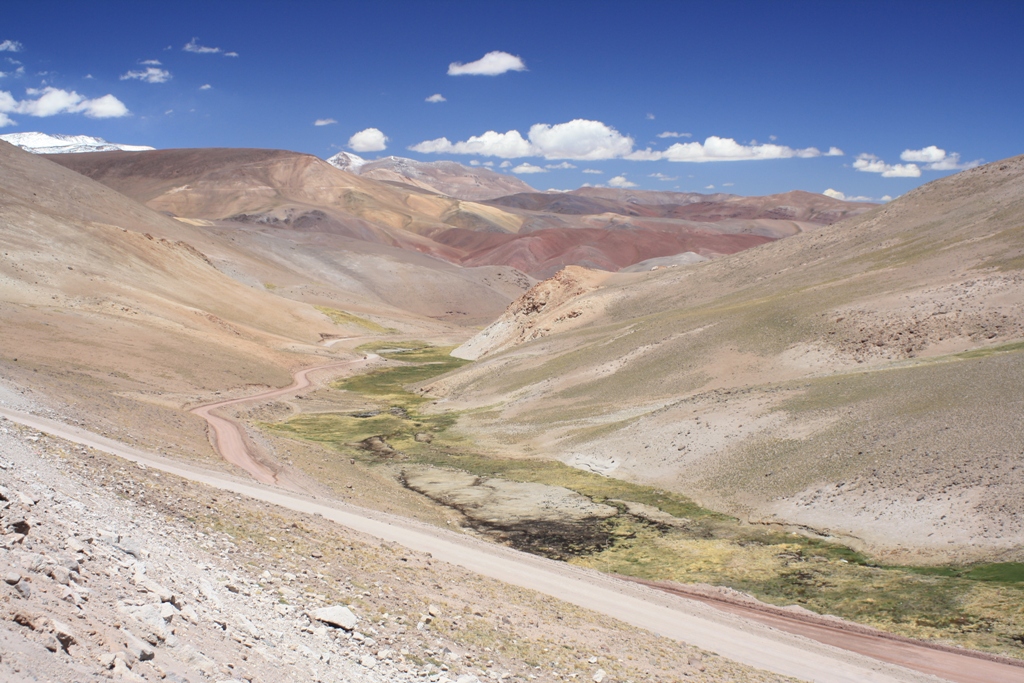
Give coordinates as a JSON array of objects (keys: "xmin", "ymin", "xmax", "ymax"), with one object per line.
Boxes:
[
  {"xmin": 900, "ymin": 145, "xmax": 980, "ymax": 171},
  {"xmin": 425, "ymin": 93, "xmax": 446, "ymax": 103},
  {"xmin": 184, "ymin": 38, "xmax": 222, "ymax": 54},
  {"xmin": 649, "ymin": 172, "xmax": 677, "ymax": 181},
  {"xmin": 140, "ymin": 59, "xmax": 162, "ymax": 66},
  {"xmin": 646, "ymin": 113, "xmax": 655, "ymax": 120},
  {"xmin": 582, "ymin": 168, "xmax": 603, "ymax": 174},
  {"xmin": 705, "ymin": 184, "xmax": 715, "ymax": 190},
  {"xmin": 448, "ymin": 51, "xmax": 526, "ymax": 76},
  {"xmin": 900, "ymin": 145, "xmax": 946, "ymax": 163},
  {"xmin": 826, "ymin": 147, "xmax": 844, "ymax": 156},
  {"xmin": 723, "ymin": 182, "xmax": 734, "ymax": 187},
  {"xmin": 120, "ymin": 67, "xmax": 171, "ymax": 84},
  {"xmin": 469, "ymin": 160, "xmax": 480, "ymax": 166},
  {"xmin": 314, "ymin": 118, "xmax": 337, "ymax": 126},
  {"xmin": 411, "ymin": 119, "xmax": 632, "ymax": 161},
  {"xmin": 412, "ymin": 122, "xmax": 835, "ymax": 165},
  {"xmin": 657, "ymin": 131, "xmax": 691, "ymax": 138},
  {"xmin": 224, "ymin": 51, "xmax": 239, "ymax": 58},
  {"xmin": 769, "ymin": 135, "xmax": 777, "ymax": 141},
  {"xmin": 608, "ymin": 175, "xmax": 637, "ymax": 188},
  {"xmin": 881, "ymin": 195, "xmax": 893, "ymax": 202},
  {"xmin": 545, "ymin": 161, "xmax": 576, "ymax": 169},
  {"xmin": 823, "ymin": 188, "xmax": 874, "ymax": 202},
  {"xmin": 0, "ymin": 40, "xmax": 22, "ymax": 53},
  {"xmin": 853, "ymin": 153, "xmax": 921, "ymax": 178},
  {"xmin": 658, "ymin": 136, "xmax": 825, "ymax": 162},
  {"xmin": 348, "ymin": 127, "xmax": 388, "ymax": 152},
  {"xmin": 410, "ymin": 129, "xmax": 532, "ymax": 158},
  {"xmin": 482, "ymin": 161, "xmax": 494, "ymax": 167},
  {"xmin": 199, "ymin": 84, "xmax": 212, "ymax": 90},
  {"xmin": 528, "ymin": 119, "xmax": 633, "ymax": 160},
  {"xmin": 499, "ymin": 160, "xmax": 512, "ymax": 168},
  {"xmin": 0, "ymin": 112, "xmax": 14, "ymax": 127},
  {"xmin": 512, "ymin": 163, "xmax": 546, "ymax": 174},
  {"xmin": 0, "ymin": 87, "xmax": 129, "ymax": 119}
]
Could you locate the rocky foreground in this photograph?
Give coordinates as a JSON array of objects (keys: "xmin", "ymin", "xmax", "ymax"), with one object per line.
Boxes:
[{"xmin": 0, "ymin": 408, "xmax": 785, "ymax": 683}]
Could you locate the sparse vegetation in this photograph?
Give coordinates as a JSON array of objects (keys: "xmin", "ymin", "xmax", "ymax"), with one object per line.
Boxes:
[
  {"xmin": 315, "ymin": 306, "xmax": 394, "ymax": 334},
  {"xmin": 262, "ymin": 341, "xmax": 1024, "ymax": 659}
]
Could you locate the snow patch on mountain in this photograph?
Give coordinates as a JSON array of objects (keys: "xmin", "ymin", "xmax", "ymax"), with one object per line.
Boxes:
[
  {"xmin": 325, "ymin": 150, "xmax": 367, "ymax": 172},
  {"xmin": 0, "ymin": 132, "xmax": 154, "ymax": 154}
]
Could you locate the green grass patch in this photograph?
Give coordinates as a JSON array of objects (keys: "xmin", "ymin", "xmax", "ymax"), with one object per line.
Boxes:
[
  {"xmin": 315, "ymin": 306, "xmax": 393, "ymax": 334},
  {"xmin": 954, "ymin": 340, "xmax": 1024, "ymax": 360},
  {"xmin": 903, "ymin": 562, "xmax": 1024, "ymax": 584},
  {"xmin": 332, "ymin": 342, "xmax": 469, "ymax": 407}
]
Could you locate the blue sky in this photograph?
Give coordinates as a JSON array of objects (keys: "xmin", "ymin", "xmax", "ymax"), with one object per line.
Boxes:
[{"xmin": 2, "ymin": 0, "xmax": 1022, "ymax": 200}]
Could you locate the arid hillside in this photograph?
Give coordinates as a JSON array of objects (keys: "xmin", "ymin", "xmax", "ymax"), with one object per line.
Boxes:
[
  {"xmin": 425, "ymin": 155, "xmax": 1024, "ymax": 564},
  {"xmin": 47, "ymin": 149, "xmax": 872, "ymax": 278},
  {"xmin": 0, "ymin": 140, "xmax": 532, "ymax": 472}
]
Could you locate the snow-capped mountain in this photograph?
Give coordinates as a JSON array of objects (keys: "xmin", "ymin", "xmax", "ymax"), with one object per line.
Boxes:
[
  {"xmin": 325, "ymin": 151, "xmax": 367, "ymax": 172},
  {"xmin": 0, "ymin": 132, "xmax": 154, "ymax": 154},
  {"xmin": 325, "ymin": 152, "xmax": 535, "ymax": 201}
]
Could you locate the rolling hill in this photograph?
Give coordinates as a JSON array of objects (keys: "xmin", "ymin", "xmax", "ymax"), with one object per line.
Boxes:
[{"xmin": 424, "ymin": 155, "xmax": 1024, "ymax": 564}]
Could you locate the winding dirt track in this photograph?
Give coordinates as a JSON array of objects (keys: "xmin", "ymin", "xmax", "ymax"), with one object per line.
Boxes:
[
  {"xmin": 188, "ymin": 355, "xmax": 379, "ymax": 487},
  {"xmin": 3, "ymin": 357, "xmax": 1023, "ymax": 683}
]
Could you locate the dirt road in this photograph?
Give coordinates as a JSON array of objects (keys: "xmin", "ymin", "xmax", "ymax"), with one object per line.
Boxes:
[
  {"xmin": 6, "ymin": 406, "xmax": 1018, "ymax": 683},
  {"xmin": 188, "ymin": 355, "xmax": 379, "ymax": 487},
  {"xmin": 632, "ymin": 579, "xmax": 1024, "ymax": 683}
]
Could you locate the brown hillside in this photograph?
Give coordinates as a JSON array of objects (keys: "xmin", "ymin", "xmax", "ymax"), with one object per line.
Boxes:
[{"xmin": 424, "ymin": 155, "xmax": 1024, "ymax": 563}]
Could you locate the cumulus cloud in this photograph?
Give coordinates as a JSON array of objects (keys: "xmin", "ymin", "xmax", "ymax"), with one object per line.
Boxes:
[
  {"xmin": 657, "ymin": 131, "xmax": 691, "ymax": 138},
  {"xmin": 646, "ymin": 113, "xmax": 655, "ymax": 120},
  {"xmin": 881, "ymin": 195, "xmax": 893, "ymax": 202},
  {"xmin": 823, "ymin": 188, "xmax": 872, "ymax": 202},
  {"xmin": 853, "ymin": 153, "xmax": 921, "ymax": 178},
  {"xmin": 448, "ymin": 51, "xmax": 526, "ymax": 76},
  {"xmin": 658, "ymin": 136, "xmax": 825, "ymax": 162},
  {"xmin": 512, "ymin": 163, "xmax": 546, "ymax": 174},
  {"xmin": 649, "ymin": 172, "xmax": 678, "ymax": 181},
  {"xmin": 0, "ymin": 87, "xmax": 129, "ymax": 120},
  {"xmin": 199, "ymin": 84, "xmax": 212, "ymax": 90},
  {"xmin": 410, "ymin": 129, "xmax": 532, "ymax": 158},
  {"xmin": 545, "ymin": 162, "xmax": 576, "ymax": 169},
  {"xmin": 411, "ymin": 119, "xmax": 633, "ymax": 160},
  {"xmin": 608, "ymin": 175, "xmax": 637, "ymax": 188},
  {"xmin": 425, "ymin": 93, "xmax": 446, "ymax": 103},
  {"xmin": 183, "ymin": 38, "xmax": 232, "ymax": 55},
  {"xmin": 0, "ymin": 112, "xmax": 14, "ymax": 127},
  {"xmin": 900, "ymin": 145, "xmax": 980, "ymax": 171},
  {"xmin": 120, "ymin": 67, "xmax": 171, "ymax": 84},
  {"xmin": 348, "ymin": 127, "xmax": 388, "ymax": 152},
  {"xmin": 314, "ymin": 118, "xmax": 337, "ymax": 126},
  {"xmin": 411, "ymin": 121, "xmax": 837, "ymax": 165},
  {"xmin": 530, "ymin": 120, "xmax": 634, "ymax": 160},
  {"xmin": 141, "ymin": 59, "xmax": 162, "ymax": 66},
  {"xmin": 900, "ymin": 145, "xmax": 946, "ymax": 163},
  {"xmin": 826, "ymin": 147, "xmax": 844, "ymax": 156},
  {"xmin": 582, "ymin": 168, "xmax": 603, "ymax": 174},
  {"xmin": 0, "ymin": 40, "xmax": 22, "ymax": 53},
  {"xmin": 482, "ymin": 161, "xmax": 494, "ymax": 167},
  {"xmin": 499, "ymin": 160, "xmax": 512, "ymax": 168}
]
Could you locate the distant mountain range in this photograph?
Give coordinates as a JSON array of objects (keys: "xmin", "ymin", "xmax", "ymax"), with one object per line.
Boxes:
[
  {"xmin": 0, "ymin": 131, "xmax": 154, "ymax": 154},
  {"xmin": 327, "ymin": 151, "xmax": 536, "ymax": 201}
]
